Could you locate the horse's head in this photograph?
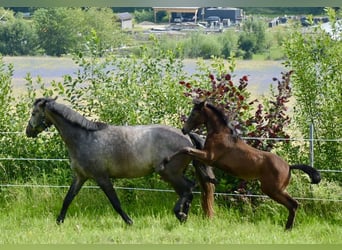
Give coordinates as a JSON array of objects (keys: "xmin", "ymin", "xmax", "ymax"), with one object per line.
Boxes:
[
  {"xmin": 26, "ymin": 97, "xmax": 57, "ymax": 138},
  {"xmin": 182, "ymin": 99, "xmax": 206, "ymax": 135}
]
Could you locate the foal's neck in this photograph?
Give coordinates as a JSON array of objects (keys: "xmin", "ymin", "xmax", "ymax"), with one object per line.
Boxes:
[{"xmin": 205, "ymin": 108, "xmax": 231, "ymax": 135}]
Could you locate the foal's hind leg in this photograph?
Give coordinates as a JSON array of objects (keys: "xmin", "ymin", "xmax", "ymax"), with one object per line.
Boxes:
[
  {"xmin": 57, "ymin": 175, "xmax": 87, "ymax": 224},
  {"xmin": 95, "ymin": 176, "xmax": 133, "ymax": 225},
  {"xmin": 262, "ymin": 185, "xmax": 299, "ymax": 230}
]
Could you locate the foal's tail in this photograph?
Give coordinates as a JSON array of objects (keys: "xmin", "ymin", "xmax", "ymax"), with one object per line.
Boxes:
[
  {"xmin": 188, "ymin": 132, "xmax": 216, "ymax": 218},
  {"xmin": 290, "ymin": 164, "xmax": 321, "ymax": 184}
]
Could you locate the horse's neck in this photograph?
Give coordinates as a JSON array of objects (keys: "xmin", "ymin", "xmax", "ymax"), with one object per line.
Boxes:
[{"xmin": 46, "ymin": 109, "xmax": 86, "ymax": 146}]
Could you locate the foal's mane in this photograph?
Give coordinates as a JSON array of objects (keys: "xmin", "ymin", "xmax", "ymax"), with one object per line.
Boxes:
[
  {"xmin": 205, "ymin": 102, "xmax": 229, "ymax": 127},
  {"xmin": 41, "ymin": 98, "xmax": 108, "ymax": 131}
]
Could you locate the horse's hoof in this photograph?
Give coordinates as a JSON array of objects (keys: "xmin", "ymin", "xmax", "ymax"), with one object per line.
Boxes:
[
  {"xmin": 125, "ymin": 218, "xmax": 133, "ymax": 226},
  {"xmin": 56, "ymin": 218, "xmax": 64, "ymax": 225},
  {"xmin": 177, "ymin": 212, "xmax": 188, "ymax": 223}
]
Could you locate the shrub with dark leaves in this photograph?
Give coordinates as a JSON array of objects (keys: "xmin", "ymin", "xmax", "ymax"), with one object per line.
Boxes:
[{"xmin": 180, "ymin": 70, "xmax": 293, "ymax": 150}]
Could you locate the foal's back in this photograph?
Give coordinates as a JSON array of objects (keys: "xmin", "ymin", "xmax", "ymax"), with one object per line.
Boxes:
[{"xmin": 217, "ymin": 137, "xmax": 289, "ymax": 181}]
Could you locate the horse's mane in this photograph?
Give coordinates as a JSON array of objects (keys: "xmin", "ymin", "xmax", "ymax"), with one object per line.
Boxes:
[
  {"xmin": 43, "ymin": 99, "xmax": 108, "ymax": 131},
  {"xmin": 205, "ymin": 102, "xmax": 229, "ymax": 127}
]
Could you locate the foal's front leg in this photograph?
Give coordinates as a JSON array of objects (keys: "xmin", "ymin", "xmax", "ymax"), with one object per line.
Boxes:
[{"xmin": 164, "ymin": 147, "xmax": 214, "ymax": 166}]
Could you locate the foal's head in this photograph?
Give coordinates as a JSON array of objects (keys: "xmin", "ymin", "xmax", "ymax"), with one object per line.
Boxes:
[
  {"xmin": 182, "ymin": 99, "xmax": 232, "ymax": 136},
  {"xmin": 26, "ymin": 97, "xmax": 56, "ymax": 138},
  {"xmin": 182, "ymin": 99, "xmax": 206, "ymax": 134}
]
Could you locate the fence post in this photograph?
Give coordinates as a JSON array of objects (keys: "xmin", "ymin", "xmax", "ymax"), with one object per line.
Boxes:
[{"xmin": 309, "ymin": 123, "xmax": 314, "ymax": 168}]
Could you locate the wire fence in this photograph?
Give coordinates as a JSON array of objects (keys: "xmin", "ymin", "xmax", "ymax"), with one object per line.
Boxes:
[
  {"xmin": 0, "ymin": 157, "xmax": 341, "ymax": 173},
  {"xmin": 2, "ymin": 131, "xmax": 342, "ymax": 142},
  {"xmin": 1, "ymin": 131, "xmax": 341, "ymax": 203},
  {"xmin": 0, "ymin": 183, "xmax": 341, "ymax": 203}
]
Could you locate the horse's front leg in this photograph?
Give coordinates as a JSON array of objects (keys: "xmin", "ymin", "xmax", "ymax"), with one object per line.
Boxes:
[
  {"xmin": 95, "ymin": 176, "xmax": 133, "ymax": 225},
  {"xmin": 57, "ymin": 175, "xmax": 87, "ymax": 224}
]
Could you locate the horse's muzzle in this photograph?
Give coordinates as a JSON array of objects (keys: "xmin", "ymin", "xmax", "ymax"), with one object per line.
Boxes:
[{"xmin": 25, "ymin": 124, "xmax": 38, "ymax": 138}]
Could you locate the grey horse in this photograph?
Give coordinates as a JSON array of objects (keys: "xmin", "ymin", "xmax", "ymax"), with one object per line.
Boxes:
[{"xmin": 26, "ymin": 97, "xmax": 215, "ymax": 225}]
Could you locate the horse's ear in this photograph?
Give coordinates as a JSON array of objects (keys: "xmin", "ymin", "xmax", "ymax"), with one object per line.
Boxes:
[
  {"xmin": 35, "ymin": 98, "xmax": 47, "ymax": 108},
  {"xmin": 36, "ymin": 96, "xmax": 56, "ymax": 109}
]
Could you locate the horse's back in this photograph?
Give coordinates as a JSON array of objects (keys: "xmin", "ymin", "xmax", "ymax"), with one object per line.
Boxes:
[{"xmin": 84, "ymin": 125, "xmax": 193, "ymax": 178}]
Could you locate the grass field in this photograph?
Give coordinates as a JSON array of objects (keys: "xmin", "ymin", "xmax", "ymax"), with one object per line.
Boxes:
[{"xmin": 0, "ymin": 183, "xmax": 341, "ymax": 244}]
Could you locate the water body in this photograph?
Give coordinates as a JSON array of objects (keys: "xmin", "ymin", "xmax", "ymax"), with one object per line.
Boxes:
[{"xmin": 4, "ymin": 56, "xmax": 285, "ymax": 96}]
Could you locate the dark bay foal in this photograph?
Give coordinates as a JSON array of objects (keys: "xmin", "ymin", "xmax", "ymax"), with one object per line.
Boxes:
[{"xmin": 162, "ymin": 100, "xmax": 321, "ymax": 230}]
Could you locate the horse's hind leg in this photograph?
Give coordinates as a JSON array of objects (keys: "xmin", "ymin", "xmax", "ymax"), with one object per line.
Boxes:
[
  {"xmin": 173, "ymin": 188, "xmax": 194, "ymax": 222},
  {"xmin": 262, "ymin": 185, "xmax": 299, "ymax": 230},
  {"xmin": 157, "ymin": 155, "xmax": 195, "ymax": 222},
  {"xmin": 95, "ymin": 176, "xmax": 133, "ymax": 225},
  {"xmin": 57, "ymin": 175, "xmax": 87, "ymax": 224}
]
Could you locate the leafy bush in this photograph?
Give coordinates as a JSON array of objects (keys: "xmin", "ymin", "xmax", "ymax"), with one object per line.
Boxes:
[
  {"xmin": 133, "ymin": 9, "xmax": 154, "ymax": 23},
  {"xmin": 183, "ymin": 32, "xmax": 223, "ymax": 59},
  {"xmin": 51, "ymin": 34, "xmax": 189, "ymax": 127},
  {"xmin": 0, "ymin": 55, "xmax": 69, "ymax": 183}
]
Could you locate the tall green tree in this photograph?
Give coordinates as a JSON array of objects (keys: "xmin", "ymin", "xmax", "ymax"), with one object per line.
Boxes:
[
  {"xmin": 81, "ymin": 7, "xmax": 125, "ymax": 53},
  {"xmin": 283, "ymin": 8, "xmax": 342, "ymax": 178},
  {"xmin": 33, "ymin": 8, "xmax": 126, "ymax": 56},
  {"xmin": 238, "ymin": 18, "xmax": 266, "ymax": 59},
  {"xmin": 33, "ymin": 8, "xmax": 83, "ymax": 56},
  {"xmin": 0, "ymin": 11, "xmax": 38, "ymax": 55}
]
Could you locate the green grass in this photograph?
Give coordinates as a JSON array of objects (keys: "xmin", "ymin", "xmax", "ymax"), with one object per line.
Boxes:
[{"xmin": 0, "ymin": 183, "xmax": 341, "ymax": 244}]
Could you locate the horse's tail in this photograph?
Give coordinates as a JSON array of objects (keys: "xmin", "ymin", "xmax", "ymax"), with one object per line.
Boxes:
[
  {"xmin": 188, "ymin": 132, "xmax": 216, "ymax": 218},
  {"xmin": 290, "ymin": 164, "xmax": 321, "ymax": 184}
]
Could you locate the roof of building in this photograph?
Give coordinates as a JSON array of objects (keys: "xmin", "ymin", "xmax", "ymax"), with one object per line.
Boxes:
[{"xmin": 117, "ymin": 12, "xmax": 132, "ymax": 21}]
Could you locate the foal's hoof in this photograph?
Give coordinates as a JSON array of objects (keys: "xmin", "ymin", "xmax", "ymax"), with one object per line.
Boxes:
[{"xmin": 207, "ymin": 177, "xmax": 219, "ymax": 184}]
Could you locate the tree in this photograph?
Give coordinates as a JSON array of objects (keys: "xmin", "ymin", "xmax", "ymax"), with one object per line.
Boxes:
[
  {"xmin": 33, "ymin": 8, "xmax": 83, "ymax": 56},
  {"xmin": 33, "ymin": 8, "xmax": 126, "ymax": 56},
  {"xmin": 81, "ymin": 8, "xmax": 125, "ymax": 53},
  {"xmin": 0, "ymin": 12, "xmax": 38, "ymax": 55},
  {"xmin": 238, "ymin": 18, "xmax": 266, "ymax": 59},
  {"xmin": 283, "ymin": 8, "xmax": 342, "ymax": 179}
]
